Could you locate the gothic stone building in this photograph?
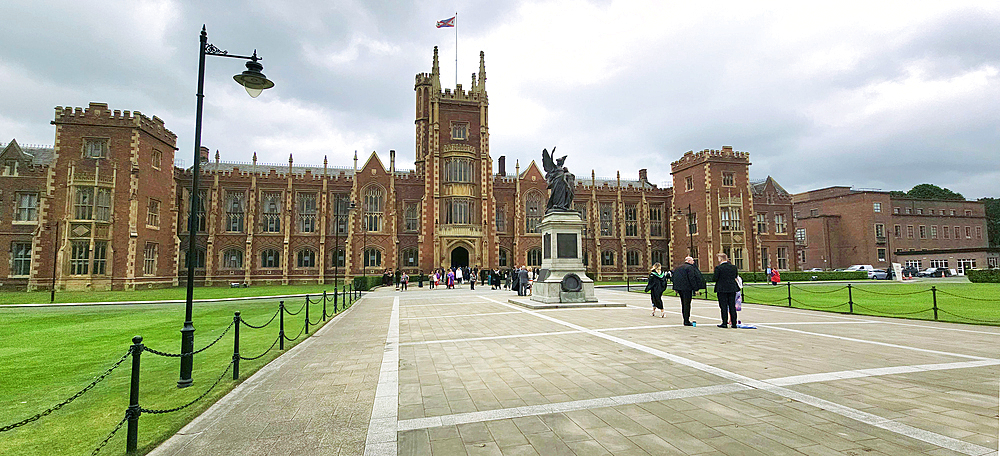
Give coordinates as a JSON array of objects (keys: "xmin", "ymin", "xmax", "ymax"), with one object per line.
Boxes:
[{"xmin": 1, "ymin": 48, "xmax": 796, "ymax": 291}]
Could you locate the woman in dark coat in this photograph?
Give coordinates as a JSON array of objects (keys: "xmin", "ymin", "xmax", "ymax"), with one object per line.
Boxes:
[{"xmin": 645, "ymin": 263, "xmax": 669, "ymax": 317}]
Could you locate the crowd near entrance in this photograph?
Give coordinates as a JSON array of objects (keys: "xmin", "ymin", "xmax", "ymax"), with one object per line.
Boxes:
[{"xmin": 450, "ymin": 246, "xmax": 469, "ymax": 269}]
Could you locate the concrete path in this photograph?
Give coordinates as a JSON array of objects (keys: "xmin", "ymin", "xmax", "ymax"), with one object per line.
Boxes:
[{"xmin": 150, "ymin": 285, "xmax": 1000, "ymax": 455}]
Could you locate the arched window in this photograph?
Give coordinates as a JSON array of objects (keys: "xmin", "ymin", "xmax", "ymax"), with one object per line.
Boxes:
[
  {"xmin": 364, "ymin": 186, "xmax": 383, "ymax": 232},
  {"xmin": 527, "ymin": 248, "xmax": 542, "ymax": 267},
  {"xmin": 443, "ymin": 157, "xmax": 474, "ymax": 183},
  {"xmin": 364, "ymin": 248, "xmax": 382, "ymax": 267},
  {"xmin": 262, "ymin": 192, "xmax": 281, "ymax": 232},
  {"xmin": 400, "ymin": 248, "xmax": 419, "ymax": 268},
  {"xmin": 526, "ymin": 193, "xmax": 542, "ymax": 233},
  {"xmin": 331, "ymin": 248, "xmax": 345, "ymax": 268},
  {"xmin": 223, "ymin": 249, "xmax": 243, "ymax": 269},
  {"xmin": 444, "ymin": 198, "xmax": 473, "ymax": 224},
  {"xmin": 626, "ymin": 250, "xmax": 641, "ymax": 267},
  {"xmin": 226, "ymin": 192, "xmax": 245, "ymax": 232},
  {"xmin": 261, "ymin": 249, "xmax": 281, "ymax": 268},
  {"xmin": 651, "ymin": 250, "xmax": 664, "ymax": 267},
  {"xmin": 185, "ymin": 248, "xmax": 206, "ymax": 269},
  {"xmin": 297, "ymin": 249, "xmax": 316, "ymax": 268},
  {"xmin": 601, "ymin": 250, "xmax": 615, "ymax": 266},
  {"xmin": 498, "ymin": 248, "xmax": 509, "ymax": 267}
]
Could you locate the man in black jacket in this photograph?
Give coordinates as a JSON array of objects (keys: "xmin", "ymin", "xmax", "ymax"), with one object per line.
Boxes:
[
  {"xmin": 713, "ymin": 253, "xmax": 741, "ymax": 328},
  {"xmin": 671, "ymin": 256, "xmax": 705, "ymax": 326}
]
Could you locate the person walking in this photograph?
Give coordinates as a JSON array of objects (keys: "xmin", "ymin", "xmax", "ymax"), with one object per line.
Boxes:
[
  {"xmin": 645, "ymin": 263, "xmax": 669, "ymax": 317},
  {"xmin": 671, "ymin": 256, "xmax": 705, "ymax": 326},
  {"xmin": 446, "ymin": 269, "xmax": 455, "ymax": 289},
  {"xmin": 400, "ymin": 272, "xmax": 409, "ymax": 291},
  {"xmin": 470, "ymin": 270, "xmax": 476, "ymax": 290},
  {"xmin": 511, "ymin": 267, "xmax": 521, "ymax": 295},
  {"xmin": 713, "ymin": 253, "xmax": 740, "ymax": 328},
  {"xmin": 455, "ymin": 266, "xmax": 464, "ymax": 285},
  {"xmin": 770, "ymin": 268, "xmax": 781, "ymax": 285}
]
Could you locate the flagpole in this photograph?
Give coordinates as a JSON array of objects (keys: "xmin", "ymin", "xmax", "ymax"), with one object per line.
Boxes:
[{"xmin": 454, "ymin": 11, "xmax": 458, "ymax": 88}]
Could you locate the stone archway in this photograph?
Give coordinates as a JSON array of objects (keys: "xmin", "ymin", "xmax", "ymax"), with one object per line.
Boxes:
[{"xmin": 450, "ymin": 246, "xmax": 469, "ymax": 268}]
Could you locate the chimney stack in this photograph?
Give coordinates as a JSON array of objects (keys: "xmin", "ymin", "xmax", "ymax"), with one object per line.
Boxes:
[
  {"xmin": 498, "ymin": 156, "xmax": 506, "ymax": 176},
  {"xmin": 639, "ymin": 169, "xmax": 648, "ymax": 183},
  {"xmin": 199, "ymin": 146, "xmax": 209, "ymax": 163}
]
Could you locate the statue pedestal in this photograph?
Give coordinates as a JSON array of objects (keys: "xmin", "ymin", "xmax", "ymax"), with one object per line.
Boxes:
[{"xmin": 530, "ymin": 211, "xmax": 599, "ymax": 304}]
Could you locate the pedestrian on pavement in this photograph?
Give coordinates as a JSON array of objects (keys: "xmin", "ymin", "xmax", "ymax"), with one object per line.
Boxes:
[
  {"xmin": 671, "ymin": 256, "xmax": 705, "ymax": 326},
  {"xmin": 400, "ymin": 272, "xmax": 409, "ymax": 291},
  {"xmin": 770, "ymin": 268, "xmax": 781, "ymax": 286},
  {"xmin": 456, "ymin": 267, "xmax": 464, "ymax": 285},
  {"xmin": 645, "ymin": 262, "xmax": 669, "ymax": 317},
  {"xmin": 446, "ymin": 269, "xmax": 455, "ymax": 289},
  {"xmin": 470, "ymin": 270, "xmax": 476, "ymax": 290},
  {"xmin": 511, "ymin": 267, "xmax": 521, "ymax": 295},
  {"xmin": 713, "ymin": 253, "xmax": 740, "ymax": 328},
  {"xmin": 518, "ymin": 266, "xmax": 530, "ymax": 296}
]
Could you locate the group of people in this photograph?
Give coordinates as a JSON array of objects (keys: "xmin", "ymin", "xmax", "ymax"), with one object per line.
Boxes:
[
  {"xmin": 424, "ymin": 266, "xmax": 540, "ymax": 293},
  {"xmin": 645, "ymin": 252, "xmax": 744, "ymax": 328},
  {"xmin": 379, "ymin": 268, "xmax": 410, "ymax": 291}
]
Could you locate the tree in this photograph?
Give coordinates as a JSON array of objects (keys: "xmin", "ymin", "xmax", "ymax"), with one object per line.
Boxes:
[
  {"xmin": 903, "ymin": 183, "xmax": 964, "ymax": 200},
  {"xmin": 980, "ymin": 197, "xmax": 1000, "ymax": 248}
]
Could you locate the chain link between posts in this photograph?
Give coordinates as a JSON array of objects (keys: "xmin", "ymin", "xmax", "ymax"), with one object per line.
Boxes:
[{"xmin": 143, "ymin": 321, "xmax": 234, "ymax": 358}]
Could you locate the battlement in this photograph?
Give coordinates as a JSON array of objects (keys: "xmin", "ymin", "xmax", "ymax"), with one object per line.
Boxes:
[
  {"xmin": 415, "ymin": 73, "xmax": 434, "ymax": 86},
  {"xmin": 670, "ymin": 145, "xmax": 750, "ymax": 171},
  {"xmin": 53, "ymin": 102, "xmax": 177, "ymax": 146}
]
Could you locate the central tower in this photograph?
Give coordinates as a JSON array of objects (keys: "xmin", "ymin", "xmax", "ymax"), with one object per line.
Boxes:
[{"xmin": 414, "ymin": 47, "xmax": 495, "ymax": 270}]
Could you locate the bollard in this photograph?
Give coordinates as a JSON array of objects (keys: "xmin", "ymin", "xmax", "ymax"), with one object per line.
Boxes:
[
  {"xmin": 787, "ymin": 282, "xmax": 792, "ymax": 307},
  {"xmin": 322, "ymin": 291, "xmax": 328, "ymax": 321},
  {"xmin": 233, "ymin": 312, "xmax": 241, "ymax": 380},
  {"xmin": 279, "ymin": 301, "xmax": 285, "ymax": 350},
  {"xmin": 627, "ymin": 276, "xmax": 630, "ymax": 292},
  {"xmin": 847, "ymin": 284, "xmax": 854, "ymax": 313},
  {"xmin": 126, "ymin": 335, "xmax": 144, "ymax": 454},
  {"xmin": 305, "ymin": 296, "xmax": 310, "ymax": 335},
  {"xmin": 334, "ymin": 288, "xmax": 339, "ymax": 313},
  {"xmin": 932, "ymin": 286, "xmax": 938, "ymax": 320}
]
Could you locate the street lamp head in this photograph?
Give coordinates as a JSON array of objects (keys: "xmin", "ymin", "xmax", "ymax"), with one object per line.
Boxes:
[{"xmin": 233, "ymin": 51, "xmax": 274, "ymax": 98}]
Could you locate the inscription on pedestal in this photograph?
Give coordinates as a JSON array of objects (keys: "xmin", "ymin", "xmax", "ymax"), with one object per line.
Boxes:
[
  {"xmin": 557, "ymin": 233, "xmax": 577, "ymax": 259},
  {"xmin": 543, "ymin": 233, "xmax": 551, "ymax": 259}
]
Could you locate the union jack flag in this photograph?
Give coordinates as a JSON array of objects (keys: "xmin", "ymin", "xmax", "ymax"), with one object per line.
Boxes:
[{"xmin": 436, "ymin": 17, "xmax": 455, "ymax": 28}]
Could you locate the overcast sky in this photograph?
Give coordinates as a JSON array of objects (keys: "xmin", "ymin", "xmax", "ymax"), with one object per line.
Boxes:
[{"xmin": 1, "ymin": 0, "xmax": 998, "ymax": 198}]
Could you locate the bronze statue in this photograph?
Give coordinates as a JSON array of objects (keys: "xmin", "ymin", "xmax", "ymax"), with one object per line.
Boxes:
[{"xmin": 542, "ymin": 147, "xmax": 575, "ymax": 212}]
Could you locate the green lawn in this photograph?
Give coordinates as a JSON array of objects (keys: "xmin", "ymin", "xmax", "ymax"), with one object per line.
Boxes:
[
  {"xmin": 0, "ymin": 283, "xmax": 350, "ymax": 306},
  {"xmin": 0, "ymin": 292, "xmax": 357, "ymax": 455},
  {"xmin": 658, "ymin": 282, "xmax": 1000, "ymax": 325}
]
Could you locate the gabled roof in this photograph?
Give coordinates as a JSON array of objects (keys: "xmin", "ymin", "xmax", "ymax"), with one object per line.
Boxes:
[
  {"xmin": 1, "ymin": 139, "xmax": 55, "ymax": 165},
  {"xmin": 751, "ymin": 176, "xmax": 790, "ymax": 197}
]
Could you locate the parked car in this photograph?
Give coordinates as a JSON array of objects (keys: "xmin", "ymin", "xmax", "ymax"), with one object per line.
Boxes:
[
  {"xmin": 869, "ymin": 269, "xmax": 889, "ymax": 280},
  {"xmin": 916, "ymin": 267, "xmax": 951, "ymax": 278},
  {"xmin": 901, "ymin": 266, "xmax": 919, "ymax": 277},
  {"xmin": 804, "ymin": 268, "xmax": 824, "ymax": 272},
  {"xmin": 845, "ymin": 265, "xmax": 875, "ymax": 273}
]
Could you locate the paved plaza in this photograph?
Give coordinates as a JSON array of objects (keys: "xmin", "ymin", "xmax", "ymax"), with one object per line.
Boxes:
[{"xmin": 150, "ymin": 285, "xmax": 1000, "ymax": 456}]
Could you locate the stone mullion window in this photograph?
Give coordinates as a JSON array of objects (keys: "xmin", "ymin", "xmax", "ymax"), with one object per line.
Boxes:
[
  {"xmin": 624, "ymin": 203, "xmax": 638, "ymax": 237},
  {"xmin": 143, "ymin": 242, "xmax": 158, "ymax": 276},
  {"xmin": 364, "ymin": 187, "xmax": 384, "ymax": 232},
  {"xmin": 599, "ymin": 202, "xmax": 614, "ymax": 237},
  {"xmin": 195, "ymin": 191, "xmax": 207, "ymax": 232},
  {"xmin": 774, "ymin": 213, "xmax": 787, "ymax": 234},
  {"xmin": 404, "ymin": 202, "xmax": 419, "ymax": 232},
  {"xmin": 226, "ymin": 192, "xmax": 246, "ymax": 233},
  {"xmin": 525, "ymin": 194, "xmax": 541, "ymax": 233},
  {"xmin": 146, "ymin": 199, "xmax": 160, "ymax": 228},
  {"xmin": 495, "ymin": 204, "xmax": 506, "ymax": 233},
  {"xmin": 92, "ymin": 241, "xmax": 108, "ymax": 275},
  {"xmin": 262, "ymin": 192, "xmax": 282, "ymax": 233},
  {"xmin": 648, "ymin": 204, "xmax": 662, "ymax": 237},
  {"xmin": 332, "ymin": 194, "xmax": 351, "ymax": 235},
  {"xmin": 15, "ymin": 193, "xmax": 38, "ymax": 222},
  {"xmin": 223, "ymin": 249, "xmax": 243, "ymax": 269},
  {"xmin": 777, "ymin": 247, "xmax": 788, "ymax": 270},
  {"xmin": 70, "ymin": 241, "xmax": 90, "ymax": 275},
  {"xmin": 298, "ymin": 193, "xmax": 317, "ymax": 233},
  {"xmin": 75, "ymin": 187, "xmax": 94, "ymax": 220},
  {"xmin": 11, "ymin": 242, "xmax": 32, "ymax": 276}
]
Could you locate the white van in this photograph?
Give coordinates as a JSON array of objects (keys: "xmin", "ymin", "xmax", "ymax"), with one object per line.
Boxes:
[{"xmin": 845, "ymin": 265, "xmax": 875, "ymax": 272}]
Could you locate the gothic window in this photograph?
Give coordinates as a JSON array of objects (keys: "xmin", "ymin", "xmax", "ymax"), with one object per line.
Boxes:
[
  {"xmin": 226, "ymin": 192, "xmax": 245, "ymax": 233},
  {"xmin": 92, "ymin": 241, "xmax": 107, "ymax": 275},
  {"xmin": 685, "ymin": 176, "xmax": 693, "ymax": 191},
  {"xmin": 75, "ymin": 187, "xmax": 94, "ymax": 220},
  {"xmin": 445, "ymin": 198, "xmax": 472, "ymax": 224},
  {"xmin": 498, "ymin": 248, "xmax": 508, "ymax": 267},
  {"xmin": 152, "ymin": 150, "xmax": 162, "ymax": 169},
  {"xmin": 11, "ymin": 242, "xmax": 31, "ymax": 276},
  {"xmin": 626, "ymin": 250, "xmax": 641, "ymax": 267},
  {"xmin": 527, "ymin": 248, "xmax": 542, "ymax": 267},
  {"xmin": 83, "ymin": 138, "xmax": 108, "ymax": 158},
  {"xmin": 574, "ymin": 201, "xmax": 588, "ymax": 236},
  {"xmin": 649, "ymin": 204, "xmax": 662, "ymax": 237},
  {"xmin": 443, "ymin": 158, "xmax": 474, "ymax": 183},
  {"xmin": 601, "ymin": 250, "xmax": 615, "ymax": 266},
  {"xmin": 146, "ymin": 199, "xmax": 160, "ymax": 228},
  {"xmin": 298, "ymin": 193, "xmax": 317, "ymax": 233},
  {"xmin": 364, "ymin": 187, "xmax": 383, "ymax": 232},
  {"xmin": 651, "ymin": 250, "xmax": 664, "ymax": 267},
  {"xmin": 495, "ymin": 205, "xmax": 506, "ymax": 232},
  {"xmin": 261, "ymin": 249, "xmax": 281, "ymax": 268},
  {"xmin": 624, "ymin": 203, "xmax": 638, "ymax": 237},
  {"xmin": 331, "ymin": 248, "xmax": 346, "ymax": 267},
  {"xmin": 185, "ymin": 248, "xmax": 205, "ymax": 270},
  {"xmin": 364, "ymin": 248, "xmax": 382, "ymax": 267},
  {"xmin": 70, "ymin": 241, "xmax": 89, "ymax": 275},
  {"xmin": 297, "ymin": 249, "xmax": 316, "ymax": 268},
  {"xmin": 14, "ymin": 193, "xmax": 38, "ymax": 222},
  {"xmin": 262, "ymin": 192, "xmax": 281, "ymax": 233},
  {"xmin": 720, "ymin": 207, "xmax": 741, "ymax": 231},
  {"xmin": 194, "ymin": 191, "xmax": 207, "ymax": 232},
  {"xmin": 143, "ymin": 243, "xmax": 158, "ymax": 276},
  {"xmin": 404, "ymin": 202, "xmax": 419, "ymax": 231},
  {"xmin": 451, "ymin": 122, "xmax": 468, "ymax": 140},
  {"xmin": 223, "ymin": 249, "xmax": 243, "ymax": 269},
  {"xmin": 332, "ymin": 193, "xmax": 351, "ymax": 235},
  {"xmin": 756, "ymin": 213, "xmax": 767, "ymax": 234},
  {"xmin": 722, "ymin": 172, "xmax": 735, "ymax": 187},
  {"xmin": 760, "ymin": 247, "xmax": 769, "ymax": 270},
  {"xmin": 600, "ymin": 202, "xmax": 614, "ymax": 236},
  {"xmin": 401, "ymin": 248, "xmax": 419, "ymax": 268},
  {"xmin": 688, "ymin": 212, "xmax": 698, "ymax": 235},
  {"xmin": 526, "ymin": 193, "xmax": 542, "ymax": 233}
]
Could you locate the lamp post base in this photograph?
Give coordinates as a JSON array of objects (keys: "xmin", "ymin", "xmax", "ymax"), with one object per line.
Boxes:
[{"xmin": 177, "ymin": 322, "xmax": 195, "ymax": 388}]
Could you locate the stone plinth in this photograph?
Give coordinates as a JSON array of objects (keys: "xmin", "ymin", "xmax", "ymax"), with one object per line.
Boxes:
[{"xmin": 530, "ymin": 211, "xmax": 598, "ymax": 304}]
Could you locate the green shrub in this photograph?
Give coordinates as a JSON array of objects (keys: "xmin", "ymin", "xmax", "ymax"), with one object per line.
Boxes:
[
  {"xmin": 353, "ymin": 275, "xmax": 383, "ymax": 291},
  {"xmin": 967, "ymin": 269, "xmax": 1000, "ymax": 283}
]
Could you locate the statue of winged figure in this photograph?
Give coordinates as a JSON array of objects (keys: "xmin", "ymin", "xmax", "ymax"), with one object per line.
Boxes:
[{"xmin": 541, "ymin": 147, "xmax": 575, "ymax": 212}]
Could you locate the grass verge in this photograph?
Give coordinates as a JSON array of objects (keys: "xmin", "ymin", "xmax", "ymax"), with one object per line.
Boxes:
[
  {"xmin": 0, "ymin": 283, "xmax": 349, "ymax": 306},
  {"xmin": 0, "ymin": 291, "xmax": 357, "ymax": 455}
]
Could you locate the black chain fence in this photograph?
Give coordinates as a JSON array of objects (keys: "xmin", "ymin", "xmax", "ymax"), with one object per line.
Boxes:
[{"xmin": 8, "ymin": 287, "xmax": 367, "ymax": 455}]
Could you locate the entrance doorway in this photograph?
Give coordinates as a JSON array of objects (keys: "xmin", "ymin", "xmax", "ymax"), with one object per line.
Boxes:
[{"xmin": 450, "ymin": 246, "xmax": 469, "ymax": 268}]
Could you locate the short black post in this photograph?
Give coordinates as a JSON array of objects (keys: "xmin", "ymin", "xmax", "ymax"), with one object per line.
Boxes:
[
  {"xmin": 847, "ymin": 284, "xmax": 854, "ymax": 313},
  {"xmin": 334, "ymin": 287, "xmax": 339, "ymax": 313},
  {"xmin": 932, "ymin": 286, "xmax": 938, "ymax": 320},
  {"xmin": 305, "ymin": 296, "xmax": 310, "ymax": 335},
  {"xmin": 279, "ymin": 301, "xmax": 285, "ymax": 350},
  {"xmin": 126, "ymin": 335, "xmax": 144, "ymax": 454},
  {"xmin": 787, "ymin": 282, "xmax": 792, "ymax": 307},
  {"xmin": 322, "ymin": 291, "xmax": 328, "ymax": 321},
  {"xmin": 627, "ymin": 275, "xmax": 630, "ymax": 292},
  {"xmin": 233, "ymin": 312, "xmax": 240, "ymax": 380}
]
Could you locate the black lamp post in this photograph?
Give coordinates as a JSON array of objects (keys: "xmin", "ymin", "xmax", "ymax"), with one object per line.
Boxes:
[
  {"xmin": 333, "ymin": 200, "xmax": 356, "ymax": 287},
  {"xmin": 179, "ymin": 26, "xmax": 274, "ymax": 388},
  {"xmin": 361, "ymin": 201, "xmax": 368, "ymax": 279},
  {"xmin": 676, "ymin": 204, "xmax": 695, "ymax": 265}
]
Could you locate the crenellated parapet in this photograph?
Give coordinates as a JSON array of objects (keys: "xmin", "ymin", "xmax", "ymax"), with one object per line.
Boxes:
[
  {"xmin": 670, "ymin": 145, "xmax": 750, "ymax": 172},
  {"xmin": 53, "ymin": 102, "xmax": 177, "ymax": 147}
]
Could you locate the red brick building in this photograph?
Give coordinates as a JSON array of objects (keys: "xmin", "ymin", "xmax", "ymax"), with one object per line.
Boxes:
[
  {"xmin": 792, "ymin": 187, "xmax": 996, "ymax": 273},
  {"xmin": 2, "ymin": 48, "xmax": 800, "ymax": 290}
]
